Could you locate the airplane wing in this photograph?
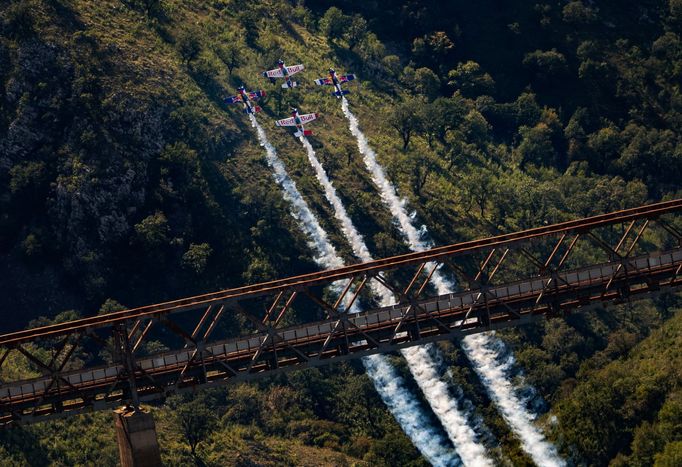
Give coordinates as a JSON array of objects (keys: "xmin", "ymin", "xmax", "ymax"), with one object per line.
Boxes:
[
  {"xmin": 285, "ymin": 64, "xmax": 305, "ymax": 75},
  {"xmin": 248, "ymin": 90, "xmax": 266, "ymax": 100},
  {"xmin": 275, "ymin": 117, "xmax": 296, "ymax": 127},
  {"xmin": 339, "ymin": 74, "xmax": 356, "ymax": 83},
  {"xmin": 314, "ymin": 78, "xmax": 333, "ymax": 86},
  {"xmin": 298, "ymin": 113, "xmax": 317, "ymax": 123},
  {"xmin": 224, "ymin": 95, "xmax": 242, "ymax": 104},
  {"xmin": 264, "ymin": 68, "xmax": 284, "ymax": 78}
]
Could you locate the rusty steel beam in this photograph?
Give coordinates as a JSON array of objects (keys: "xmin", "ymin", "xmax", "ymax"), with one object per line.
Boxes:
[
  {"xmin": 2, "ymin": 248, "xmax": 680, "ymax": 427},
  {"xmin": 1, "ymin": 200, "xmax": 682, "ymax": 427},
  {"xmin": 1, "ymin": 198, "xmax": 681, "ymax": 347}
]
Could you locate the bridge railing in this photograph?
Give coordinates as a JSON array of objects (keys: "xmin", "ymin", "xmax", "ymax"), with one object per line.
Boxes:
[{"xmin": 1, "ymin": 199, "xmax": 682, "ymax": 426}]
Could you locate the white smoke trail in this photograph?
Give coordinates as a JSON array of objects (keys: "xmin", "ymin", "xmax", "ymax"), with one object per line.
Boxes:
[
  {"xmin": 462, "ymin": 334, "xmax": 566, "ymax": 467},
  {"xmin": 249, "ymin": 114, "xmax": 458, "ymax": 466},
  {"xmin": 361, "ymin": 353, "xmax": 460, "ymax": 467},
  {"xmin": 300, "ymin": 135, "xmax": 491, "ymax": 467},
  {"xmin": 341, "ymin": 98, "xmax": 565, "ymax": 467},
  {"xmin": 249, "ymin": 115, "xmax": 342, "ymax": 270}
]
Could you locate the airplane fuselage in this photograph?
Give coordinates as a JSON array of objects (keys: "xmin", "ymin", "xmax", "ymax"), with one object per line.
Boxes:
[
  {"xmin": 292, "ymin": 111, "xmax": 304, "ymax": 130},
  {"xmin": 239, "ymin": 89, "xmax": 254, "ymax": 113},
  {"xmin": 329, "ymin": 72, "xmax": 343, "ymax": 95},
  {"xmin": 280, "ymin": 63, "xmax": 295, "ymax": 87}
]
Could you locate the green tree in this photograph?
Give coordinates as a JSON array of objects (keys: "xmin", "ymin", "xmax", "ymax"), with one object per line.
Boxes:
[
  {"xmin": 426, "ymin": 31, "xmax": 455, "ymax": 61},
  {"xmin": 422, "ymin": 96, "xmax": 467, "ymax": 147},
  {"xmin": 365, "ymin": 424, "xmax": 426, "ymax": 467},
  {"xmin": 319, "ymin": 7, "xmax": 348, "ymax": 41},
  {"xmin": 169, "ymin": 394, "xmax": 218, "ymax": 459},
  {"xmin": 382, "ymin": 55, "xmax": 402, "ymax": 78},
  {"xmin": 413, "ymin": 67, "xmax": 440, "ymax": 101},
  {"xmin": 629, "ymin": 422, "xmax": 664, "ymax": 467},
  {"xmin": 514, "ymin": 123, "xmax": 556, "ymax": 168},
  {"xmin": 236, "ymin": 8, "xmax": 259, "ymax": 45},
  {"xmin": 587, "ymin": 126, "xmax": 622, "ymax": 172},
  {"xmin": 125, "ymin": 0, "xmax": 164, "ymax": 18},
  {"xmin": 655, "ymin": 441, "xmax": 682, "ymax": 466},
  {"xmin": 98, "ymin": 298, "xmax": 126, "ymax": 315},
  {"xmin": 386, "ymin": 98, "xmax": 424, "ymax": 150},
  {"xmin": 564, "ymin": 107, "xmax": 589, "ymax": 162},
  {"xmin": 182, "ymin": 243, "xmax": 212, "ymax": 274},
  {"xmin": 412, "ymin": 31, "xmax": 455, "ymax": 69},
  {"xmin": 523, "ymin": 49, "xmax": 568, "ymax": 83},
  {"xmin": 177, "ymin": 30, "xmax": 201, "ymax": 64},
  {"xmin": 357, "ymin": 32, "xmax": 387, "ymax": 77},
  {"xmin": 462, "ymin": 108, "xmax": 491, "ymax": 144},
  {"xmin": 134, "ymin": 212, "xmax": 169, "ymax": 247},
  {"xmin": 459, "ymin": 169, "xmax": 496, "ymax": 217},
  {"xmin": 447, "ymin": 61, "xmax": 495, "ymax": 97},
  {"xmin": 345, "ymin": 14, "xmax": 368, "ymax": 50},
  {"xmin": 190, "ymin": 52, "xmax": 220, "ymax": 88},
  {"xmin": 2, "ymin": 1, "xmax": 35, "ymax": 39},
  {"xmin": 562, "ymin": 1, "xmax": 597, "ymax": 25},
  {"xmin": 215, "ymin": 39, "xmax": 245, "ymax": 76},
  {"xmin": 658, "ymin": 393, "xmax": 682, "ymax": 440}
]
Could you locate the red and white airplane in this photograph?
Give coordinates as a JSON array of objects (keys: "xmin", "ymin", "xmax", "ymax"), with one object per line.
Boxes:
[
  {"xmin": 262, "ymin": 59, "xmax": 304, "ymax": 89},
  {"xmin": 314, "ymin": 68, "xmax": 356, "ymax": 98},
  {"xmin": 275, "ymin": 108, "xmax": 318, "ymax": 137},
  {"xmin": 224, "ymin": 86, "xmax": 266, "ymax": 114}
]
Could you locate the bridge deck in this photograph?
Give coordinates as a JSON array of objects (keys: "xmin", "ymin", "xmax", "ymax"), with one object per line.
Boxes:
[
  {"xmin": 2, "ymin": 248, "xmax": 680, "ymax": 425},
  {"xmin": 2, "ymin": 198, "xmax": 681, "ymax": 349}
]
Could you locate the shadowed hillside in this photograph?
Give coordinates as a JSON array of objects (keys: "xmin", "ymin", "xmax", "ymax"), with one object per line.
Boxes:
[{"xmin": 1, "ymin": 0, "xmax": 681, "ymax": 465}]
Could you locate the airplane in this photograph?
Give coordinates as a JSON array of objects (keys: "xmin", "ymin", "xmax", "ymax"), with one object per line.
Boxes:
[
  {"xmin": 275, "ymin": 108, "xmax": 318, "ymax": 137},
  {"xmin": 224, "ymin": 86, "xmax": 267, "ymax": 114},
  {"xmin": 314, "ymin": 68, "xmax": 356, "ymax": 98},
  {"xmin": 262, "ymin": 59, "xmax": 305, "ymax": 89}
]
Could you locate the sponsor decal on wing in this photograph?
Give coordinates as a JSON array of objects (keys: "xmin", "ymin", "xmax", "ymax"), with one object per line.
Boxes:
[
  {"xmin": 276, "ymin": 117, "xmax": 296, "ymax": 127},
  {"xmin": 286, "ymin": 64, "xmax": 304, "ymax": 75},
  {"xmin": 299, "ymin": 113, "xmax": 317, "ymax": 123},
  {"xmin": 265, "ymin": 68, "xmax": 284, "ymax": 78}
]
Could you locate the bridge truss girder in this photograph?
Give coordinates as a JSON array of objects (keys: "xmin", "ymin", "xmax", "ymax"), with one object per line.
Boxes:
[{"xmin": 1, "ymin": 199, "xmax": 682, "ymax": 426}]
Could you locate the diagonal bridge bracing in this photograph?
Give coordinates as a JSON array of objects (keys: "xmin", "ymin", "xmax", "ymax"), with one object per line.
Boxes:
[{"xmin": 2, "ymin": 199, "xmax": 682, "ymax": 427}]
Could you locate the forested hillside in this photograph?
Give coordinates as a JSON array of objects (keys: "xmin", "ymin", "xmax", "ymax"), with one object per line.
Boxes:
[{"xmin": 1, "ymin": 0, "xmax": 681, "ymax": 465}]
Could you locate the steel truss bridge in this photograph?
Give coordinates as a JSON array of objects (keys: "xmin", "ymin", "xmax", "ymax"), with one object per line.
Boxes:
[{"xmin": 2, "ymin": 199, "xmax": 682, "ymax": 427}]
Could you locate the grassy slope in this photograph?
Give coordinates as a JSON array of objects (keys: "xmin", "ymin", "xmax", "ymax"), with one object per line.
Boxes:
[
  {"xmin": 0, "ymin": 1, "xmax": 441, "ymax": 465},
  {"xmin": 2, "ymin": 1, "xmax": 681, "ymax": 465},
  {"xmin": 550, "ymin": 308, "xmax": 682, "ymax": 465}
]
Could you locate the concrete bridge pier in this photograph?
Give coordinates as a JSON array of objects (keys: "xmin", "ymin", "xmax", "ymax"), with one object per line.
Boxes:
[{"xmin": 113, "ymin": 406, "xmax": 162, "ymax": 467}]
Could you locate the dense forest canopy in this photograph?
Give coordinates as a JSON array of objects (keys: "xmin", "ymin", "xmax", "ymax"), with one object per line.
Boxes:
[{"xmin": 1, "ymin": 0, "xmax": 681, "ymax": 465}]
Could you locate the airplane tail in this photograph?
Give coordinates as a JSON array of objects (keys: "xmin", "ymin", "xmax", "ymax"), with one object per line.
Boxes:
[
  {"xmin": 243, "ymin": 104, "xmax": 262, "ymax": 114},
  {"xmin": 282, "ymin": 81, "xmax": 298, "ymax": 89},
  {"xmin": 333, "ymin": 90, "xmax": 350, "ymax": 97}
]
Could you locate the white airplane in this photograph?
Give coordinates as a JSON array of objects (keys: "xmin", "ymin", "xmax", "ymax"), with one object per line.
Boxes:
[
  {"xmin": 275, "ymin": 108, "xmax": 318, "ymax": 137},
  {"xmin": 262, "ymin": 59, "xmax": 304, "ymax": 89}
]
